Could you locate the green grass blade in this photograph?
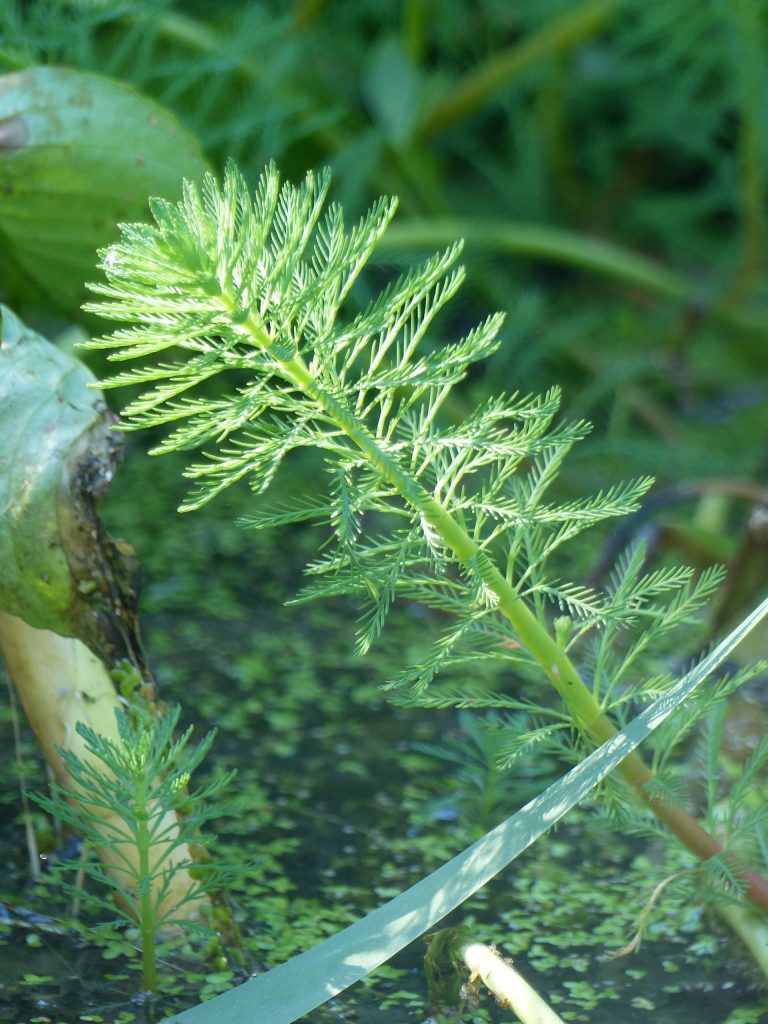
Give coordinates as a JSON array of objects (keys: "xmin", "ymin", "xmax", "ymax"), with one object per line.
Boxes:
[{"xmin": 164, "ymin": 594, "xmax": 768, "ymax": 1024}]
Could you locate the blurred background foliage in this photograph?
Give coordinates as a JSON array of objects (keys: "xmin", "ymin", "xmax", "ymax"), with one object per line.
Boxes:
[
  {"xmin": 2, "ymin": 5, "xmax": 768, "ymax": 1016},
  {"xmin": 2, "ymin": 0, "xmax": 768, "ymax": 601}
]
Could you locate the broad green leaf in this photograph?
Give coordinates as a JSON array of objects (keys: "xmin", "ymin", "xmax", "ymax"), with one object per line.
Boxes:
[
  {"xmin": 0, "ymin": 67, "xmax": 210, "ymax": 314},
  {"xmin": 165, "ymin": 594, "xmax": 768, "ymax": 1024},
  {"xmin": 0, "ymin": 305, "xmax": 138, "ymax": 657}
]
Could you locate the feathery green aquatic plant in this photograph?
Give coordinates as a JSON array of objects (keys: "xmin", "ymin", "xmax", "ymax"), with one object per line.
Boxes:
[
  {"xmin": 33, "ymin": 695, "xmax": 236, "ymax": 993},
  {"xmin": 83, "ymin": 161, "xmax": 768, "ymax": 913}
]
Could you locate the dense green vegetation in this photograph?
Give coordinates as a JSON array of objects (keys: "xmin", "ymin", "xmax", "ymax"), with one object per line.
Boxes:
[{"xmin": 1, "ymin": 2, "xmax": 768, "ymax": 1022}]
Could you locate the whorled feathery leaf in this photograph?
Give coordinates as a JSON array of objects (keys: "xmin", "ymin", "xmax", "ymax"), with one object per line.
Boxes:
[
  {"xmin": 84, "ymin": 160, "xmax": 768, "ymax": 913},
  {"xmin": 85, "ymin": 160, "xmax": 648, "ymax": 669}
]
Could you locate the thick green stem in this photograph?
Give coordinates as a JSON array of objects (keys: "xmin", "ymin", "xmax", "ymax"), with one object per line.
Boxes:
[
  {"xmin": 232, "ymin": 310, "xmax": 768, "ymax": 913},
  {"xmin": 717, "ymin": 904, "xmax": 768, "ymax": 983}
]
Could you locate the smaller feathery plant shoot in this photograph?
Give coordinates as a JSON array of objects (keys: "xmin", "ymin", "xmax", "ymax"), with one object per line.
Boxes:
[
  {"xmin": 84, "ymin": 162, "xmax": 768, "ymax": 915},
  {"xmin": 33, "ymin": 676, "xmax": 236, "ymax": 994}
]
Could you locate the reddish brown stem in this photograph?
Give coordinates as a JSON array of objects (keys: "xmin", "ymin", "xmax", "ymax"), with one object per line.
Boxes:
[{"xmin": 600, "ymin": 723, "xmax": 768, "ymax": 912}]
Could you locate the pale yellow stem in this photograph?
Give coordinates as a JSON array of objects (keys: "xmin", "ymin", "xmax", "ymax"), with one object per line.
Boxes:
[
  {"xmin": 0, "ymin": 611, "xmax": 202, "ymax": 921},
  {"xmin": 460, "ymin": 941, "xmax": 565, "ymax": 1024}
]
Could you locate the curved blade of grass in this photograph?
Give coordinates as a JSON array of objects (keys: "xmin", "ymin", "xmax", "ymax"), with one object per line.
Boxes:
[
  {"xmin": 165, "ymin": 595, "xmax": 768, "ymax": 1024},
  {"xmin": 380, "ymin": 220, "xmax": 768, "ymax": 336}
]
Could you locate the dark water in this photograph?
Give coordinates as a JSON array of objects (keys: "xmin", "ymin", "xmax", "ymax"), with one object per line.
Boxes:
[
  {"xmin": 2, "ymin": 680, "xmax": 765, "ymax": 1024},
  {"xmin": 1, "ymin": 456, "xmax": 767, "ymax": 1024}
]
